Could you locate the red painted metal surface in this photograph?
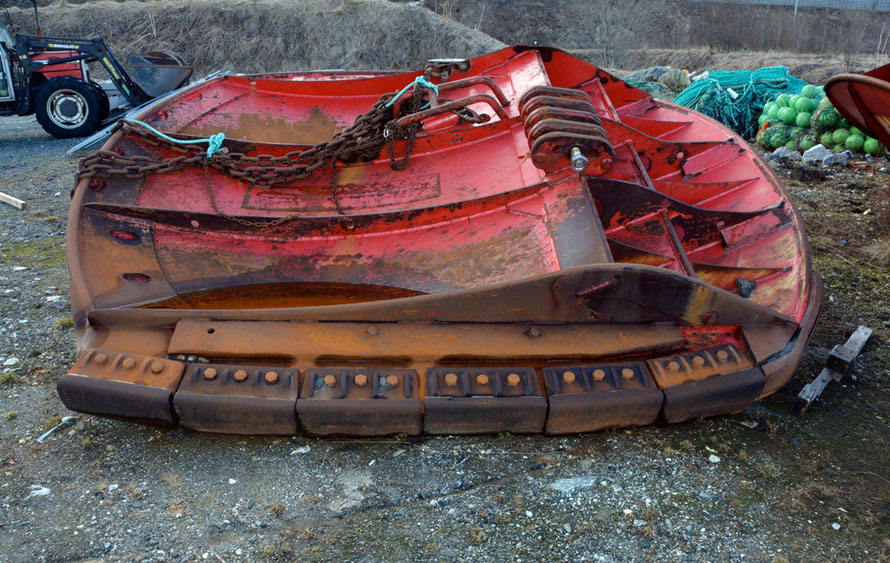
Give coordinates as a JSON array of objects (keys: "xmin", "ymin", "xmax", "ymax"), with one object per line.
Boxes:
[
  {"xmin": 61, "ymin": 46, "xmax": 821, "ymax": 436},
  {"xmin": 30, "ymin": 50, "xmax": 84, "ymax": 80},
  {"xmin": 826, "ymin": 63, "xmax": 890, "ymax": 148}
]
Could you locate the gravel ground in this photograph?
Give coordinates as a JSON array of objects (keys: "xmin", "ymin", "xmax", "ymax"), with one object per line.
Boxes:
[{"xmin": 1, "ymin": 116, "xmax": 889, "ymax": 562}]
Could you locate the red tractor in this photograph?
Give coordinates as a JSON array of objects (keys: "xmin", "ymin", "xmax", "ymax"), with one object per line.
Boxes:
[{"xmin": 0, "ymin": 3, "xmax": 191, "ymax": 138}]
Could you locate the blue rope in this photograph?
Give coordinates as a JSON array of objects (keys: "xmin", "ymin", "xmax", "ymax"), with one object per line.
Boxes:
[
  {"xmin": 127, "ymin": 119, "xmax": 226, "ymax": 158},
  {"xmin": 385, "ymin": 76, "xmax": 439, "ymax": 108}
]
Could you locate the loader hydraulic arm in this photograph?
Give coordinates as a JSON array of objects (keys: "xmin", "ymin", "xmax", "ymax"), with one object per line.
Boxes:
[{"xmin": 14, "ymin": 34, "xmax": 151, "ymax": 106}]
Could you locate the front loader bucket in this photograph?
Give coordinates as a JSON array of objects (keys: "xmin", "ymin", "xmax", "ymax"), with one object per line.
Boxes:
[
  {"xmin": 62, "ymin": 46, "xmax": 821, "ymax": 437},
  {"xmin": 129, "ymin": 51, "xmax": 193, "ymax": 99}
]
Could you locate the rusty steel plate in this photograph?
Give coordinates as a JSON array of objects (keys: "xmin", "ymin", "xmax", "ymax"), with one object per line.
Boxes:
[{"xmin": 60, "ymin": 46, "xmax": 821, "ymax": 436}]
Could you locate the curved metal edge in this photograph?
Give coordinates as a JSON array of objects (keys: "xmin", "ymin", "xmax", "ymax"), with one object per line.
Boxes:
[
  {"xmin": 825, "ymin": 72, "xmax": 890, "ymax": 148},
  {"xmin": 757, "ymin": 272, "xmax": 824, "ymax": 399}
]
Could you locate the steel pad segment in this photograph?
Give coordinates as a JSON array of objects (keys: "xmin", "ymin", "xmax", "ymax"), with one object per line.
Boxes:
[
  {"xmin": 647, "ymin": 344, "xmax": 752, "ymax": 388},
  {"xmin": 659, "ymin": 367, "xmax": 766, "ymax": 424},
  {"xmin": 297, "ymin": 368, "xmax": 421, "ymax": 436},
  {"xmin": 57, "ymin": 348, "xmax": 184, "ymax": 425},
  {"xmin": 424, "ymin": 367, "xmax": 546, "ymax": 434},
  {"xmin": 543, "ymin": 362, "xmax": 663, "ymax": 435},
  {"xmin": 172, "ymin": 363, "xmax": 300, "ymax": 435}
]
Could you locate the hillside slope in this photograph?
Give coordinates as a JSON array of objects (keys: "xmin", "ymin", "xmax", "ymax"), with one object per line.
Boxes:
[{"xmin": 4, "ymin": 0, "xmax": 505, "ymax": 75}]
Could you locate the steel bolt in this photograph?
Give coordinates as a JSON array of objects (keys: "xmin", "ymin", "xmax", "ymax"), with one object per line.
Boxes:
[
  {"xmin": 93, "ymin": 353, "xmax": 107, "ymax": 365},
  {"xmin": 592, "ymin": 369, "xmax": 606, "ymax": 381},
  {"xmin": 476, "ymin": 373, "xmax": 490, "ymax": 386},
  {"xmin": 507, "ymin": 373, "xmax": 521, "ymax": 387},
  {"xmin": 570, "ymin": 147, "xmax": 589, "ymax": 173},
  {"xmin": 355, "ymin": 373, "xmax": 368, "ymax": 387},
  {"xmin": 692, "ymin": 355, "xmax": 705, "ymax": 367},
  {"xmin": 122, "ymin": 358, "xmax": 136, "ymax": 369},
  {"xmin": 324, "ymin": 374, "xmax": 337, "ymax": 386},
  {"xmin": 444, "ymin": 373, "xmax": 458, "ymax": 386},
  {"xmin": 233, "ymin": 369, "xmax": 248, "ymax": 382},
  {"xmin": 150, "ymin": 362, "xmax": 165, "ymax": 374},
  {"xmin": 527, "ymin": 327, "xmax": 542, "ymax": 338},
  {"xmin": 204, "ymin": 368, "xmax": 218, "ymax": 380},
  {"xmin": 702, "ymin": 311, "xmax": 719, "ymax": 324},
  {"xmin": 562, "ymin": 371, "xmax": 576, "ymax": 384},
  {"xmin": 716, "ymin": 350, "xmax": 729, "ymax": 362},
  {"xmin": 621, "ymin": 368, "xmax": 635, "ymax": 380},
  {"xmin": 366, "ymin": 326, "xmax": 379, "ymax": 336},
  {"xmin": 386, "ymin": 375, "xmax": 399, "ymax": 386},
  {"xmin": 668, "ymin": 360, "xmax": 681, "ymax": 371},
  {"xmin": 265, "ymin": 371, "xmax": 279, "ymax": 384}
]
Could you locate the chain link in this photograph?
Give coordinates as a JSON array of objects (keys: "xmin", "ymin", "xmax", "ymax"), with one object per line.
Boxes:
[{"xmin": 76, "ymin": 87, "xmax": 430, "ymax": 190}]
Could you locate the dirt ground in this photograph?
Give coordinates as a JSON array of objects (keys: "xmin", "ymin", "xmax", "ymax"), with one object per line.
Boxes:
[{"xmin": 1, "ymin": 92, "xmax": 890, "ymax": 562}]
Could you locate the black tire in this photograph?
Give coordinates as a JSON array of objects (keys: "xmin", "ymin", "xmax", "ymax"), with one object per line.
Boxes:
[
  {"xmin": 34, "ymin": 76, "xmax": 107, "ymax": 138},
  {"xmin": 88, "ymin": 81, "xmax": 111, "ymax": 121}
]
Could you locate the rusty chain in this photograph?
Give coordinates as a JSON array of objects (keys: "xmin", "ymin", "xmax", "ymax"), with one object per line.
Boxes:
[{"xmin": 76, "ymin": 78, "xmax": 439, "ymax": 190}]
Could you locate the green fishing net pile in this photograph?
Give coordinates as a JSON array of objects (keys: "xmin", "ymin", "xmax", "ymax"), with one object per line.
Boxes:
[{"xmin": 673, "ymin": 67, "xmax": 808, "ymax": 139}]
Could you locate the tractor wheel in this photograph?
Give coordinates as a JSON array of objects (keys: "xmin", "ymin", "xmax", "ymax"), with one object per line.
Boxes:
[{"xmin": 34, "ymin": 76, "xmax": 108, "ymax": 138}]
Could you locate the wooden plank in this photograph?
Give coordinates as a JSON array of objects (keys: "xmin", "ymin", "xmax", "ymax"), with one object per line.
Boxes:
[
  {"xmin": 797, "ymin": 325, "xmax": 872, "ymax": 414},
  {"xmin": 0, "ymin": 191, "xmax": 26, "ymax": 210},
  {"xmin": 797, "ymin": 367, "xmax": 839, "ymax": 413},
  {"xmin": 843, "ymin": 325, "xmax": 872, "ymax": 356}
]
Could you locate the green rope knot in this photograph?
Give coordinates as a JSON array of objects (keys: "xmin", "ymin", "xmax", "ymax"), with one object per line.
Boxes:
[
  {"xmin": 127, "ymin": 119, "xmax": 226, "ymax": 158},
  {"xmin": 385, "ymin": 75, "xmax": 439, "ymax": 108},
  {"xmin": 206, "ymin": 132, "xmax": 225, "ymax": 158}
]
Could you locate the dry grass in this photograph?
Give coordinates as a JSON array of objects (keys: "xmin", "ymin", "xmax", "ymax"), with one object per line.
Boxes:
[
  {"xmin": 5, "ymin": 0, "xmax": 504, "ymax": 75},
  {"xmin": 427, "ymin": 0, "xmax": 890, "ymax": 65},
  {"xmin": 6, "ymin": 0, "xmax": 886, "ymax": 82},
  {"xmin": 617, "ymin": 47, "xmax": 888, "ymax": 84},
  {"xmin": 865, "ymin": 239, "xmax": 890, "ymax": 267}
]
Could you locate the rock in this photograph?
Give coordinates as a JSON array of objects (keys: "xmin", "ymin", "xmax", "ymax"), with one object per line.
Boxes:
[
  {"xmin": 832, "ymin": 522, "xmax": 841, "ymax": 530},
  {"xmin": 866, "ymin": 154, "xmax": 875, "ymax": 163},
  {"xmin": 564, "ymin": 523, "xmax": 572, "ymax": 533},
  {"xmin": 698, "ymin": 492, "xmax": 716, "ymax": 502},
  {"xmin": 708, "ymin": 454, "xmax": 721, "ymax": 463},
  {"xmin": 525, "ymin": 510, "xmax": 533, "ymax": 517},
  {"xmin": 802, "ymin": 144, "xmax": 833, "ymax": 164},
  {"xmin": 772, "ymin": 146, "xmax": 801, "ymax": 161},
  {"xmin": 633, "ymin": 519, "xmax": 646, "ymax": 527},
  {"xmin": 736, "ymin": 278, "xmax": 756, "ymax": 298},
  {"xmin": 789, "ymin": 166, "xmax": 826, "ymax": 182},
  {"xmin": 789, "ymin": 438, "xmax": 801, "ymax": 446},
  {"xmin": 228, "ymin": 478, "xmax": 237, "ymax": 485},
  {"xmin": 108, "ymin": 484, "xmax": 119, "ymax": 493},
  {"xmin": 25, "ymin": 485, "xmax": 50, "ymax": 499},
  {"xmin": 823, "ymin": 150, "xmax": 853, "ymax": 167},
  {"xmin": 3, "ymin": 357, "xmax": 19, "ymax": 367},
  {"xmin": 640, "ymin": 538, "xmax": 651, "ymax": 549},
  {"xmin": 547, "ymin": 475, "xmax": 599, "ymax": 493}
]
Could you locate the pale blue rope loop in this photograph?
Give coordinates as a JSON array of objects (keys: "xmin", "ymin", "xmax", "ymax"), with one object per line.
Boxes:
[
  {"xmin": 384, "ymin": 76, "xmax": 439, "ymax": 108},
  {"xmin": 127, "ymin": 119, "xmax": 226, "ymax": 158}
]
